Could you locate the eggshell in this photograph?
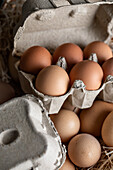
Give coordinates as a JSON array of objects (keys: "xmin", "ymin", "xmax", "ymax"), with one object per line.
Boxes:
[
  {"xmin": 83, "ymin": 41, "xmax": 113, "ymax": 65},
  {"xmin": 53, "ymin": 43, "xmax": 83, "ymax": 70},
  {"xmin": 60, "ymin": 156, "xmax": 75, "ymax": 170},
  {"xmin": 102, "ymin": 57, "xmax": 113, "ymax": 82},
  {"xmin": 68, "ymin": 134, "xmax": 101, "ymax": 168},
  {"xmin": 80, "ymin": 100, "xmax": 113, "ymax": 137},
  {"xmin": 101, "ymin": 111, "xmax": 113, "ymax": 147},
  {"xmin": 69, "ymin": 60, "xmax": 103, "ymax": 90},
  {"xmin": 50, "ymin": 109, "xmax": 80, "ymax": 143},
  {"xmin": 0, "ymin": 81, "xmax": 15, "ymax": 104},
  {"xmin": 19, "ymin": 46, "xmax": 52, "ymax": 74},
  {"xmin": 35, "ymin": 65, "xmax": 70, "ymax": 96}
]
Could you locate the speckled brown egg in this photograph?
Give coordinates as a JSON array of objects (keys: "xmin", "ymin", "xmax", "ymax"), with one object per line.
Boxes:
[
  {"xmin": 69, "ymin": 60, "xmax": 103, "ymax": 90},
  {"xmin": 83, "ymin": 41, "xmax": 113, "ymax": 65},
  {"xmin": 35, "ymin": 65, "xmax": 70, "ymax": 96},
  {"xmin": 53, "ymin": 43, "xmax": 83, "ymax": 69},
  {"xmin": 101, "ymin": 111, "xmax": 113, "ymax": 147},
  {"xmin": 0, "ymin": 81, "xmax": 15, "ymax": 104},
  {"xmin": 68, "ymin": 134, "xmax": 101, "ymax": 168},
  {"xmin": 80, "ymin": 100, "xmax": 113, "ymax": 137},
  {"xmin": 19, "ymin": 46, "xmax": 52, "ymax": 74},
  {"xmin": 50, "ymin": 109, "xmax": 80, "ymax": 143},
  {"xmin": 102, "ymin": 57, "xmax": 113, "ymax": 81}
]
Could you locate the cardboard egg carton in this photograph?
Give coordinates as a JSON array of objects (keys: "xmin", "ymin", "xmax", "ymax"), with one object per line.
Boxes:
[
  {"xmin": 13, "ymin": 0, "xmax": 113, "ymax": 114},
  {"xmin": 0, "ymin": 95, "xmax": 66, "ymax": 170}
]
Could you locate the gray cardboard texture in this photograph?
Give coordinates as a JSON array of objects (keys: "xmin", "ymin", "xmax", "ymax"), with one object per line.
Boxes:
[
  {"xmin": 19, "ymin": 0, "xmax": 113, "ymax": 28},
  {"xmin": 0, "ymin": 95, "xmax": 66, "ymax": 170},
  {"xmin": 14, "ymin": 3, "xmax": 113, "ymax": 54},
  {"xmin": 13, "ymin": 2, "xmax": 113, "ymax": 114},
  {"xmin": 98, "ymin": 75, "xmax": 113, "ymax": 102}
]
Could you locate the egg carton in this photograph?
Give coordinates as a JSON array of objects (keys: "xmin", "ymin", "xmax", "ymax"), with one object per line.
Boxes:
[
  {"xmin": 0, "ymin": 95, "xmax": 66, "ymax": 170},
  {"xmin": 15, "ymin": 55, "xmax": 113, "ymax": 114},
  {"xmin": 12, "ymin": 0, "xmax": 113, "ymax": 114}
]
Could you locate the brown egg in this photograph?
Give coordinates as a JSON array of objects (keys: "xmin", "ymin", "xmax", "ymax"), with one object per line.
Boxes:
[
  {"xmin": 83, "ymin": 41, "xmax": 113, "ymax": 65},
  {"xmin": 19, "ymin": 46, "xmax": 52, "ymax": 74},
  {"xmin": 69, "ymin": 60, "xmax": 103, "ymax": 90},
  {"xmin": 102, "ymin": 57, "xmax": 113, "ymax": 81},
  {"xmin": 68, "ymin": 134, "xmax": 101, "ymax": 168},
  {"xmin": 101, "ymin": 111, "xmax": 113, "ymax": 147},
  {"xmin": 60, "ymin": 156, "xmax": 75, "ymax": 170},
  {"xmin": 80, "ymin": 100, "xmax": 113, "ymax": 137},
  {"xmin": 0, "ymin": 81, "xmax": 15, "ymax": 104},
  {"xmin": 50, "ymin": 109, "xmax": 80, "ymax": 143},
  {"xmin": 35, "ymin": 65, "xmax": 70, "ymax": 96},
  {"xmin": 53, "ymin": 43, "xmax": 83, "ymax": 69}
]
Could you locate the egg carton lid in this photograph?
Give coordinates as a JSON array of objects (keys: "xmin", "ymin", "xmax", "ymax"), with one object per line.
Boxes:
[
  {"xmin": 0, "ymin": 95, "xmax": 66, "ymax": 170},
  {"xmin": 13, "ymin": 0, "xmax": 113, "ymax": 56},
  {"xmin": 21, "ymin": 0, "xmax": 113, "ymax": 24}
]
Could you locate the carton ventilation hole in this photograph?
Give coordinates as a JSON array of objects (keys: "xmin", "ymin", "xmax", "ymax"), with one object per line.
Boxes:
[{"xmin": 0, "ymin": 129, "xmax": 19, "ymax": 145}]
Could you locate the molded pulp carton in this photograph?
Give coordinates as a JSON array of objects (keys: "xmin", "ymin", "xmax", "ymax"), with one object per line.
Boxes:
[
  {"xmin": 0, "ymin": 95, "xmax": 66, "ymax": 170},
  {"xmin": 13, "ymin": 0, "xmax": 113, "ymax": 114}
]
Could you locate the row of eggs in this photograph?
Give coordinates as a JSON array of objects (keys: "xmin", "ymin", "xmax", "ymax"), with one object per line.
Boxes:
[{"xmin": 19, "ymin": 41, "xmax": 113, "ymax": 97}]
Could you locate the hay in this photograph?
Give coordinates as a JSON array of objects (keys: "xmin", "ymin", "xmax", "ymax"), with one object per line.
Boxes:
[
  {"xmin": 90, "ymin": 140, "xmax": 113, "ymax": 170},
  {"xmin": 0, "ymin": 0, "xmax": 24, "ymax": 94},
  {"xmin": 0, "ymin": 0, "xmax": 24, "ymax": 82}
]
